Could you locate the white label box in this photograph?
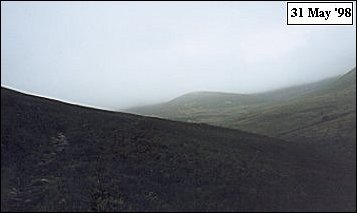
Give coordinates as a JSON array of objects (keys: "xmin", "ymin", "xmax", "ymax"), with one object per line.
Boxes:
[{"xmin": 287, "ymin": 2, "xmax": 353, "ymax": 25}]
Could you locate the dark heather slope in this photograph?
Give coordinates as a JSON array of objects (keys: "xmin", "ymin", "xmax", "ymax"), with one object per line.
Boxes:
[{"xmin": 1, "ymin": 87, "xmax": 356, "ymax": 212}]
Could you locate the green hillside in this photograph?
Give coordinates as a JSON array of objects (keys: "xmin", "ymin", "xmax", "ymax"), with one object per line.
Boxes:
[{"xmin": 128, "ymin": 68, "xmax": 356, "ymax": 160}]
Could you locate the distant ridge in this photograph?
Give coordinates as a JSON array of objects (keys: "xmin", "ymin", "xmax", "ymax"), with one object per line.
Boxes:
[{"xmin": 128, "ymin": 67, "xmax": 356, "ymax": 161}]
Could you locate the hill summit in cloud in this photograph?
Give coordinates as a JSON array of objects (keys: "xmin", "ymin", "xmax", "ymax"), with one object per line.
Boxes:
[{"xmin": 128, "ymin": 68, "xmax": 356, "ymax": 161}]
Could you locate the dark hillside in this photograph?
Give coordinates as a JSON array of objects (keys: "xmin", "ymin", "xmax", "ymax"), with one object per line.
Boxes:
[{"xmin": 1, "ymin": 87, "xmax": 355, "ymax": 212}]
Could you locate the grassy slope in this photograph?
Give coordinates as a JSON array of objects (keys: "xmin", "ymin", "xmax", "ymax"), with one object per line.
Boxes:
[
  {"xmin": 1, "ymin": 87, "xmax": 355, "ymax": 211},
  {"xmin": 128, "ymin": 68, "xmax": 356, "ymax": 160},
  {"xmin": 128, "ymin": 76, "xmax": 337, "ymax": 120},
  {"xmin": 228, "ymin": 68, "xmax": 356, "ymax": 159}
]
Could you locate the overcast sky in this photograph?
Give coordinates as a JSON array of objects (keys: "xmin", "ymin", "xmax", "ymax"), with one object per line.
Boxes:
[{"xmin": 1, "ymin": 1, "xmax": 356, "ymax": 110}]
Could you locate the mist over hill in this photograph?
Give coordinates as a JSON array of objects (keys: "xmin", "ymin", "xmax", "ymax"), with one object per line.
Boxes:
[
  {"xmin": 1, "ymin": 2, "xmax": 356, "ymax": 212},
  {"xmin": 128, "ymin": 68, "xmax": 356, "ymax": 161}
]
